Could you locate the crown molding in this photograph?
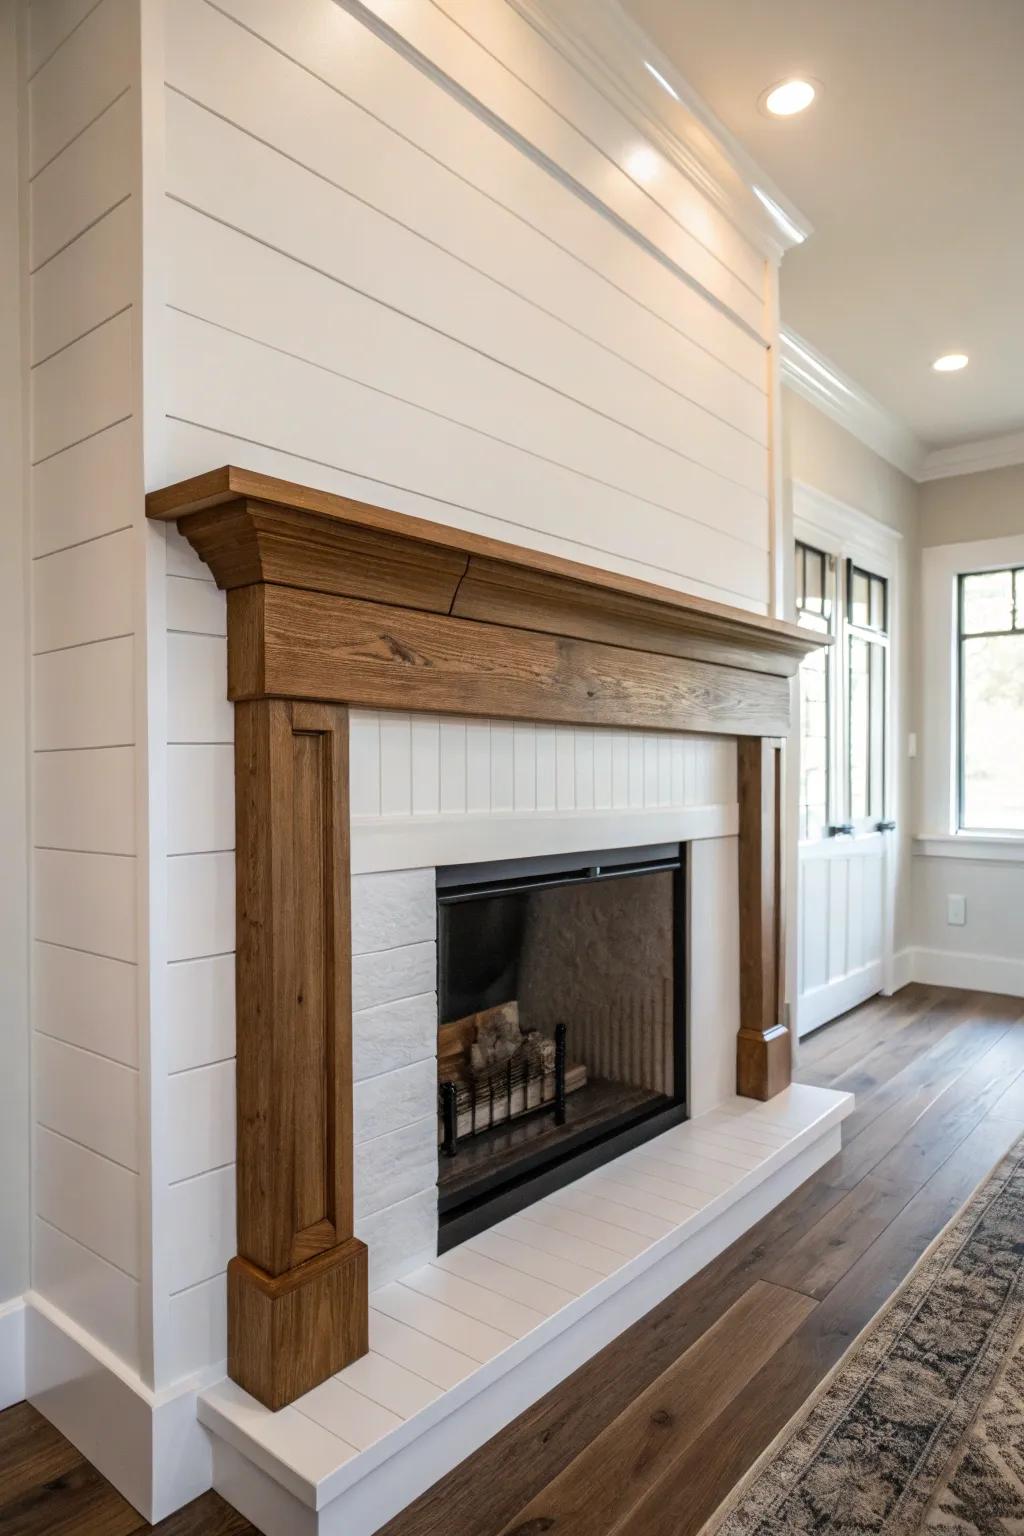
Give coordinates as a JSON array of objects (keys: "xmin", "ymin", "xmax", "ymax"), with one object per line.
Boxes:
[
  {"xmin": 507, "ymin": 0, "xmax": 813, "ymax": 260},
  {"xmin": 779, "ymin": 328, "xmax": 927, "ymax": 481},
  {"xmin": 919, "ymin": 429, "xmax": 1024, "ymax": 482}
]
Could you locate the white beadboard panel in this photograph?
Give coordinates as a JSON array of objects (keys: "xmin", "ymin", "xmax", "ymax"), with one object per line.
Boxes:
[
  {"xmin": 32, "ymin": 527, "xmax": 134, "ymax": 654},
  {"xmin": 31, "ymin": 419, "xmax": 136, "ymax": 556},
  {"xmin": 27, "ymin": 0, "xmax": 102, "ymax": 78},
  {"xmin": 34, "ymin": 745, "xmax": 135, "ymax": 855},
  {"xmin": 166, "ymin": 1060, "xmax": 235, "ymax": 1185},
  {"xmin": 31, "ymin": 309, "xmax": 133, "ymax": 464},
  {"xmin": 29, "ymin": 87, "xmax": 132, "ymax": 270},
  {"xmin": 166, "ymin": 954, "xmax": 235, "ymax": 1074},
  {"xmin": 168, "ymin": 0, "xmax": 764, "ymax": 392},
  {"xmin": 167, "ymin": 206, "xmax": 767, "ymax": 554},
  {"xmin": 33, "ymin": 1217, "xmax": 140, "ymax": 1367},
  {"xmin": 33, "ymin": 634, "xmax": 133, "ymax": 749},
  {"xmin": 33, "ymin": 941, "xmax": 137, "ymax": 1067},
  {"xmin": 33, "ymin": 1123, "xmax": 139, "ymax": 1276},
  {"xmin": 166, "ymin": 573, "xmax": 226, "ymax": 636},
  {"xmin": 355, "ymin": 1190, "xmax": 437, "ymax": 1292},
  {"xmin": 165, "ymin": 1164, "xmax": 235, "ymax": 1294},
  {"xmin": 168, "ymin": 744, "xmax": 233, "ymax": 855},
  {"xmin": 353, "ymin": 992, "xmax": 435, "ymax": 1084},
  {"xmin": 797, "ymin": 841, "xmax": 887, "ymax": 1036},
  {"xmin": 28, "ymin": 0, "xmax": 134, "ymax": 176},
  {"xmin": 167, "ymin": 851, "xmax": 235, "ymax": 963},
  {"xmin": 351, "ymin": 941, "xmax": 436, "ymax": 1015},
  {"xmin": 354, "ymin": 1115, "xmax": 438, "ymax": 1222},
  {"xmin": 159, "ymin": 416, "xmax": 764, "ymax": 615},
  {"xmin": 166, "ymin": 1276, "xmax": 227, "ymax": 1383},
  {"xmin": 354, "ymin": 1060, "xmax": 437, "ymax": 1146},
  {"xmin": 360, "ymin": 0, "xmax": 764, "ymax": 329},
  {"xmin": 33, "ymin": 847, "xmax": 136, "ymax": 963},
  {"xmin": 30, "ymin": 197, "xmax": 133, "ymax": 365},
  {"xmin": 165, "ymin": 93, "xmax": 767, "ymax": 492},
  {"xmin": 351, "ymin": 870, "xmax": 435, "ymax": 957},
  {"xmin": 353, "ymin": 715, "xmax": 737, "ymax": 825},
  {"xmin": 34, "ymin": 1033, "xmax": 139, "ymax": 1171},
  {"xmin": 167, "ymin": 631, "xmax": 232, "ymax": 744}
]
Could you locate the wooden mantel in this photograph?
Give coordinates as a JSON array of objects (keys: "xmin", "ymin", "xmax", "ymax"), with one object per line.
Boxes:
[{"xmin": 147, "ymin": 466, "xmax": 823, "ymax": 1410}]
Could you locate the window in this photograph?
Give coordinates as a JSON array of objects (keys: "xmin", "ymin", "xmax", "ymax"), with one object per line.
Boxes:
[
  {"xmin": 795, "ymin": 542, "xmax": 834, "ymax": 839},
  {"xmin": 847, "ymin": 565, "xmax": 887, "ymax": 825},
  {"xmin": 958, "ymin": 567, "xmax": 1024, "ymax": 832}
]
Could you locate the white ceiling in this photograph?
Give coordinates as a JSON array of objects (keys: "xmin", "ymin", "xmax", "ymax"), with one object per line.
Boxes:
[{"xmin": 621, "ymin": 0, "xmax": 1024, "ymax": 450}]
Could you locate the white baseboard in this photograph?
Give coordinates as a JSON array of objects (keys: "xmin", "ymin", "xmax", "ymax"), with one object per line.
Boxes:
[
  {"xmin": 887, "ymin": 948, "xmax": 916, "ymax": 994},
  {"xmin": 209, "ymin": 1119, "xmax": 846, "ymax": 1536},
  {"xmin": 0, "ymin": 1297, "xmax": 26, "ymax": 1411},
  {"xmin": 907, "ymin": 947, "xmax": 1024, "ymax": 997},
  {"xmin": 25, "ymin": 1292, "xmax": 213, "ymax": 1522}
]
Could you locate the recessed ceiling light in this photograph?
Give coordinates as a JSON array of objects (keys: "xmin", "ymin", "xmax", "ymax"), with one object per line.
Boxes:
[
  {"xmin": 643, "ymin": 60, "xmax": 680, "ymax": 102},
  {"xmin": 763, "ymin": 78, "xmax": 816, "ymax": 116},
  {"xmin": 932, "ymin": 353, "xmax": 969, "ymax": 372}
]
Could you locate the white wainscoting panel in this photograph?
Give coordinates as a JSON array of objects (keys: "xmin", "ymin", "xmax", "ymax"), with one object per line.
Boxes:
[{"xmin": 797, "ymin": 837, "xmax": 886, "ymax": 1037}]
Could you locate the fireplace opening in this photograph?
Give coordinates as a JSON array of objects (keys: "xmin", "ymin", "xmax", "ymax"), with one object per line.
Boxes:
[{"xmin": 436, "ymin": 845, "xmax": 687, "ymax": 1249}]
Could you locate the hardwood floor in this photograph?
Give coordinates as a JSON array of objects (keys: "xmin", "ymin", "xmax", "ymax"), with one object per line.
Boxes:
[{"xmin": 3, "ymin": 984, "xmax": 1023, "ymax": 1536}]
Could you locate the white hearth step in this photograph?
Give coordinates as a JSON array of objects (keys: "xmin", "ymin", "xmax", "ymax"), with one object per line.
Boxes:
[{"xmin": 200, "ymin": 1083, "xmax": 853, "ymax": 1536}]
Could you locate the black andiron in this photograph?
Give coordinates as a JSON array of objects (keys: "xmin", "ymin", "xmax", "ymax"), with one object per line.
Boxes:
[{"xmin": 440, "ymin": 1021, "xmax": 568, "ymax": 1159}]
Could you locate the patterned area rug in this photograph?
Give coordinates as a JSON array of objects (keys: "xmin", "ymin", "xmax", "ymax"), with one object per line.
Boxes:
[{"xmin": 705, "ymin": 1134, "xmax": 1024, "ymax": 1536}]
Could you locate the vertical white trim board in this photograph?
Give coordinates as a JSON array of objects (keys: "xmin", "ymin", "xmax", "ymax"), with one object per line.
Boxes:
[
  {"xmin": 0, "ymin": 1297, "xmax": 26, "ymax": 1413},
  {"xmin": 24, "ymin": 1292, "xmax": 214, "ymax": 1523}
]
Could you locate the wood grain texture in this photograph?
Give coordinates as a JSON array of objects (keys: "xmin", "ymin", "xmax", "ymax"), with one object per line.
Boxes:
[
  {"xmin": 233, "ymin": 697, "xmax": 367, "ymax": 1406},
  {"xmin": 228, "ymin": 1236, "xmax": 368, "ymax": 1412},
  {"xmin": 493, "ymin": 1280, "xmax": 814, "ymax": 1536},
  {"xmin": 737, "ymin": 737, "xmax": 790, "ymax": 1100},
  {"xmin": 229, "ymin": 585, "xmax": 793, "ymax": 739},
  {"xmin": 146, "ymin": 467, "xmax": 817, "ymax": 663}
]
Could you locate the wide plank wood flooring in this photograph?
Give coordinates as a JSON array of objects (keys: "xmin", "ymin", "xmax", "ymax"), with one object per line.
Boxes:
[{"xmin": 3, "ymin": 984, "xmax": 1023, "ymax": 1536}]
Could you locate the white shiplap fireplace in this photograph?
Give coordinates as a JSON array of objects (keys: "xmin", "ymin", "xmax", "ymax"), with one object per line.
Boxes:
[{"xmin": 199, "ymin": 710, "xmax": 852, "ymax": 1536}]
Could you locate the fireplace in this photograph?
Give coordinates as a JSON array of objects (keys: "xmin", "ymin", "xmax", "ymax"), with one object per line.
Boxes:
[{"xmin": 435, "ymin": 845, "xmax": 687, "ymax": 1247}]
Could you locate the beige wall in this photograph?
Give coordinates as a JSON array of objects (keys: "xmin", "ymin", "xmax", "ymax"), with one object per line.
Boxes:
[
  {"xmin": 781, "ymin": 387, "xmax": 921, "ymax": 957},
  {"xmin": 920, "ymin": 462, "xmax": 1024, "ymax": 546}
]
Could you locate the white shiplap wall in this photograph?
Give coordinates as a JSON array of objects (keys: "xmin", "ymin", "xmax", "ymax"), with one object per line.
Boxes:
[
  {"xmin": 152, "ymin": 0, "xmax": 774, "ymax": 1384},
  {"xmin": 25, "ymin": 0, "xmax": 145, "ymax": 1372}
]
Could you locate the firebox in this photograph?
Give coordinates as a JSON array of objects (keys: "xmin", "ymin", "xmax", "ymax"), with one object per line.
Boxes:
[{"xmin": 435, "ymin": 844, "xmax": 687, "ymax": 1248}]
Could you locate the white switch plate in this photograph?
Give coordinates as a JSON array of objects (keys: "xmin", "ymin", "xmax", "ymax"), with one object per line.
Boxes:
[{"xmin": 947, "ymin": 893, "xmax": 966, "ymax": 926}]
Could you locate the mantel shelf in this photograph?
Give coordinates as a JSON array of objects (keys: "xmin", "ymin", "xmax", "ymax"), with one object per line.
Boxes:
[{"xmin": 146, "ymin": 466, "xmax": 823, "ymax": 688}]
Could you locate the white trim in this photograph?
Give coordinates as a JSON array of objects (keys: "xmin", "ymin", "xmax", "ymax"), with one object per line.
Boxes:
[
  {"xmin": 906, "ymin": 947, "xmax": 1024, "ymax": 999},
  {"xmin": 506, "ymin": 0, "xmax": 812, "ymax": 260},
  {"xmin": 24, "ymin": 1292, "xmax": 214, "ymax": 1522},
  {"xmin": 791, "ymin": 480, "xmax": 903, "ymax": 566},
  {"xmin": 887, "ymin": 947, "xmax": 915, "ymax": 995},
  {"xmin": 781, "ymin": 331, "xmax": 926, "ymax": 481},
  {"xmin": 0, "ymin": 1297, "xmax": 26, "ymax": 1411},
  {"xmin": 921, "ymin": 429, "xmax": 1024, "ymax": 482},
  {"xmin": 914, "ymin": 834, "xmax": 1024, "ymax": 864},
  {"xmin": 203, "ymin": 1093, "xmax": 850, "ymax": 1536},
  {"xmin": 352, "ymin": 803, "xmax": 737, "ymax": 875}
]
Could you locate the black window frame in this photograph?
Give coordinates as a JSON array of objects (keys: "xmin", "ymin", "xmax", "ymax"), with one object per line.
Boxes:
[{"xmin": 957, "ymin": 565, "xmax": 1024, "ymax": 833}]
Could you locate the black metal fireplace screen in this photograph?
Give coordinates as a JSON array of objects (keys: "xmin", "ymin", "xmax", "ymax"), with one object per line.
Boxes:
[{"xmin": 435, "ymin": 846, "xmax": 687, "ymax": 1248}]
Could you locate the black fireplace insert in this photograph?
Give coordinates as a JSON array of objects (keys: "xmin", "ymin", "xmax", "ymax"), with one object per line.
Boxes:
[{"xmin": 435, "ymin": 845, "xmax": 687, "ymax": 1249}]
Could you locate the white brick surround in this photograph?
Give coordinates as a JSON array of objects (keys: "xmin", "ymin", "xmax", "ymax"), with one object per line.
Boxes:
[{"xmin": 348, "ymin": 714, "xmax": 742, "ymax": 1286}]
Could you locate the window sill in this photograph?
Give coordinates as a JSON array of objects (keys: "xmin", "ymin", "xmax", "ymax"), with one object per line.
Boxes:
[{"xmin": 914, "ymin": 834, "xmax": 1024, "ymax": 864}]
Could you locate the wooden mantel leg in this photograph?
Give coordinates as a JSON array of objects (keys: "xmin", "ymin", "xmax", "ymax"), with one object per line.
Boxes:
[
  {"xmin": 736, "ymin": 736, "xmax": 791, "ymax": 1101},
  {"xmin": 227, "ymin": 699, "xmax": 368, "ymax": 1410}
]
